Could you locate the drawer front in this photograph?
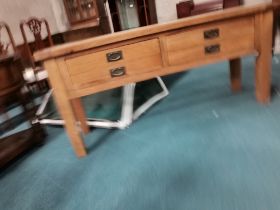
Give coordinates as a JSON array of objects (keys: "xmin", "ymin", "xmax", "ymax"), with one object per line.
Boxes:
[
  {"xmin": 64, "ymin": 39, "xmax": 163, "ymax": 88},
  {"xmin": 165, "ymin": 17, "xmax": 255, "ymax": 66}
]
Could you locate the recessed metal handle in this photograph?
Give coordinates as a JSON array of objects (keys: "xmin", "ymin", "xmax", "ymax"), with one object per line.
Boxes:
[
  {"xmin": 107, "ymin": 51, "xmax": 123, "ymax": 62},
  {"xmin": 204, "ymin": 29, "xmax": 219, "ymax": 39},
  {"xmin": 110, "ymin": 67, "xmax": 126, "ymax": 78},
  {"xmin": 205, "ymin": 44, "xmax": 220, "ymax": 54}
]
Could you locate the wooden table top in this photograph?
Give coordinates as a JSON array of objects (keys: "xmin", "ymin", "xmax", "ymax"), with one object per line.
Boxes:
[{"xmin": 34, "ymin": 1, "xmax": 279, "ymax": 62}]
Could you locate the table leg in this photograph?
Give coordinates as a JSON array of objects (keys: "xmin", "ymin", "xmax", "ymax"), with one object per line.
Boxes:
[
  {"xmin": 71, "ymin": 98, "xmax": 90, "ymax": 134},
  {"xmin": 44, "ymin": 59, "xmax": 87, "ymax": 157},
  {"xmin": 229, "ymin": 58, "xmax": 242, "ymax": 92},
  {"xmin": 255, "ymin": 11, "xmax": 273, "ymax": 104}
]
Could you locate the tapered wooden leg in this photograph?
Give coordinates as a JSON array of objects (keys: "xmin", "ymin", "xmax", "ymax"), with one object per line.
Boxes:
[
  {"xmin": 255, "ymin": 11, "xmax": 273, "ymax": 104},
  {"xmin": 71, "ymin": 98, "xmax": 90, "ymax": 134},
  {"xmin": 229, "ymin": 58, "xmax": 242, "ymax": 92},
  {"xmin": 57, "ymin": 98, "xmax": 87, "ymax": 157},
  {"xmin": 45, "ymin": 59, "xmax": 87, "ymax": 157}
]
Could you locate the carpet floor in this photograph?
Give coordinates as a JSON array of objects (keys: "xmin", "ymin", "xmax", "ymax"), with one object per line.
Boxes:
[{"xmin": 1, "ymin": 57, "xmax": 280, "ymax": 210}]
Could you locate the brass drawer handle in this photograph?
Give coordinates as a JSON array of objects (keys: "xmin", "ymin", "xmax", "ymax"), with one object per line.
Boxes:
[
  {"xmin": 110, "ymin": 67, "xmax": 126, "ymax": 78},
  {"xmin": 205, "ymin": 44, "xmax": 220, "ymax": 54},
  {"xmin": 107, "ymin": 51, "xmax": 123, "ymax": 62},
  {"xmin": 204, "ymin": 29, "xmax": 219, "ymax": 39}
]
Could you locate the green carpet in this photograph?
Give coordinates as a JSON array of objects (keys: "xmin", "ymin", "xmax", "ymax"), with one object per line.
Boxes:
[{"xmin": 1, "ymin": 56, "xmax": 280, "ymax": 210}]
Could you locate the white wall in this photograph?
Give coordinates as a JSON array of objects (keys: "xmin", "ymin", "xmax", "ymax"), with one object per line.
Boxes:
[
  {"xmin": 50, "ymin": 0, "xmax": 69, "ymax": 33},
  {"xmin": 0, "ymin": 0, "xmax": 68, "ymax": 45}
]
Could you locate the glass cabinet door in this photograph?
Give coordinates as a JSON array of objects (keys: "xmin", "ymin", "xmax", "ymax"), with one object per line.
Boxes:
[
  {"xmin": 64, "ymin": 0, "xmax": 82, "ymax": 23},
  {"xmin": 116, "ymin": 0, "xmax": 140, "ymax": 30},
  {"xmin": 108, "ymin": 0, "xmax": 157, "ymax": 32},
  {"xmin": 80, "ymin": 0, "xmax": 98, "ymax": 20},
  {"xmin": 64, "ymin": 0, "xmax": 99, "ymax": 25}
]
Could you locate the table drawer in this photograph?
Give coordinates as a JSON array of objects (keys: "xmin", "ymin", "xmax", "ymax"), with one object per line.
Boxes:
[
  {"xmin": 165, "ymin": 17, "xmax": 255, "ymax": 66},
  {"xmin": 64, "ymin": 39, "xmax": 163, "ymax": 88}
]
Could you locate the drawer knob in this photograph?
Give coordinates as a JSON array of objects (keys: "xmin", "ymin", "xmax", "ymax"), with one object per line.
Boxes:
[
  {"xmin": 204, "ymin": 29, "xmax": 219, "ymax": 39},
  {"xmin": 205, "ymin": 44, "xmax": 220, "ymax": 54},
  {"xmin": 110, "ymin": 67, "xmax": 126, "ymax": 78},
  {"xmin": 107, "ymin": 51, "xmax": 123, "ymax": 62}
]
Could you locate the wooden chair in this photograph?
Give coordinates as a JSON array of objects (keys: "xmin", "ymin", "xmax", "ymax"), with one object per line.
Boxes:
[
  {"xmin": 0, "ymin": 22, "xmax": 21, "ymax": 124},
  {"xmin": 0, "ymin": 22, "xmax": 33, "ymax": 128},
  {"xmin": 0, "ymin": 22, "xmax": 45, "ymax": 169},
  {"xmin": 20, "ymin": 17, "xmax": 54, "ymax": 93},
  {"xmin": 0, "ymin": 22, "xmax": 16, "ymax": 55},
  {"xmin": 176, "ymin": 0, "xmax": 241, "ymax": 18}
]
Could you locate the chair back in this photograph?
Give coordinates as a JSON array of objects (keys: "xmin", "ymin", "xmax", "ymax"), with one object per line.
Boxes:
[
  {"xmin": 223, "ymin": 0, "xmax": 242, "ymax": 9},
  {"xmin": 20, "ymin": 17, "xmax": 53, "ymax": 68},
  {"xmin": 176, "ymin": 0, "xmax": 242, "ymax": 18},
  {"xmin": 0, "ymin": 22, "xmax": 16, "ymax": 55}
]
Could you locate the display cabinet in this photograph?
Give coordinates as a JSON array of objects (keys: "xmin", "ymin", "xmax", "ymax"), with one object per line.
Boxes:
[
  {"xmin": 63, "ymin": 0, "xmax": 99, "ymax": 27},
  {"xmin": 108, "ymin": 0, "xmax": 157, "ymax": 32}
]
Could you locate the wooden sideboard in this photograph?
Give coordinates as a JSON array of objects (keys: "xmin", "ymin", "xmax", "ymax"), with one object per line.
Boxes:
[
  {"xmin": 0, "ymin": 54, "xmax": 45, "ymax": 168},
  {"xmin": 34, "ymin": 2, "xmax": 277, "ymax": 157}
]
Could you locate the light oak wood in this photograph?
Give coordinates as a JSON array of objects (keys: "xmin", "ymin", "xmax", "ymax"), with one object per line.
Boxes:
[
  {"xmin": 166, "ymin": 28, "xmax": 254, "ymax": 66},
  {"xmin": 66, "ymin": 49, "xmax": 256, "ymax": 99},
  {"xmin": 254, "ymin": 10, "xmax": 273, "ymax": 103},
  {"xmin": 44, "ymin": 59, "xmax": 87, "ymax": 157},
  {"xmin": 64, "ymin": 39, "xmax": 163, "ymax": 89},
  {"xmin": 71, "ymin": 98, "xmax": 90, "ymax": 134},
  {"xmin": 34, "ymin": 2, "xmax": 277, "ymax": 157}
]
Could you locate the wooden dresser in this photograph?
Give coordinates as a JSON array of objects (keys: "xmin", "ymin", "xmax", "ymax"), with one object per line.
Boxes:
[
  {"xmin": 34, "ymin": 2, "xmax": 277, "ymax": 157},
  {"xmin": 0, "ymin": 55, "xmax": 45, "ymax": 169}
]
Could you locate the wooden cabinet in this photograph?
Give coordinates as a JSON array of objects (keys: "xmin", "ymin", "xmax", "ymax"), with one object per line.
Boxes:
[
  {"xmin": 165, "ymin": 17, "xmax": 255, "ymax": 66},
  {"xmin": 61, "ymin": 0, "xmax": 112, "ymax": 42},
  {"xmin": 63, "ymin": 39, "xmax": 163, "ymax": 89},
  {"xmin": 108, "ymin": 0, "xmax": 157, "ymax": 32},
  {"xmin": 136, "ymin": 0, "xmax": 158, "ymax": 26},
  {"xmin": 0, "ymin": 55, "xmax": 45, "ymax": 169},
  {"xmin": 63, "ymin": 0, "xmax": 99, "ymax": 27}
]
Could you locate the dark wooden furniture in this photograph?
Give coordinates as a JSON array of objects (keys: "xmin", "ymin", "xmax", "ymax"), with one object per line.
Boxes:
[
  {"xmin": 20, "ymin": 17, "xmax": 54, "ymax": 67},
  {"xmin": 0, "ymin": 55, "xmax": 26, "ymax": 127},
  {"xmin": 176, "ymin": 0, "xmax": 241, "ymax": 18},
  {"xmin": 223, "ymin": 0, "xmax": 241, "ymax": 9},
  {"xmin": 63, "ymin": 0, "xmax": 99, "ymax": 28},
  {"xmin": 108, "ymin": 0, "xmax": 157, "ymax": 32},
  {"xmin": 59, "ymin": 0, "xmax": 111, "ymax": 42},
  {"xmin": 177, "ymin": 1, "xmax": 194, "ymax": 19},
  {"xmin": 0, "ymin": 123, "xmax": 45, "ymax": 169},
  {"xmin": 0, "ymin": 22, "xmax": 16, "ymax": 54},
  {"xmin": 34, "ymin": 2, "xmax": 274, "ymax": 157},
  {"xmin": 20, "ymin": 17, "xmax": 54, "ymax": 92},
  {"xmin": 0, "ymin": 54, "xmax": 45, "ymax": 169},
  {"xmin": 273, "ymin": 0, "xmax": 280, "ymax": 49},
  {"xmin": 0, "ymin": 22, "xmax": 46, "ymax": 169},
  {"xmin": 136, "ymin": 0, "xmax": 158, "ymax": 26},
  {"xmin": 0, "ymin": 22, "xmax": 22, "ymax": 124}
]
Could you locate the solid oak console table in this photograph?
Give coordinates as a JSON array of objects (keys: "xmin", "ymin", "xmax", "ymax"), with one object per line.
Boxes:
[{"xmin": 34, "ymin": 2, "xmax": 276, "ymax": 157}]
